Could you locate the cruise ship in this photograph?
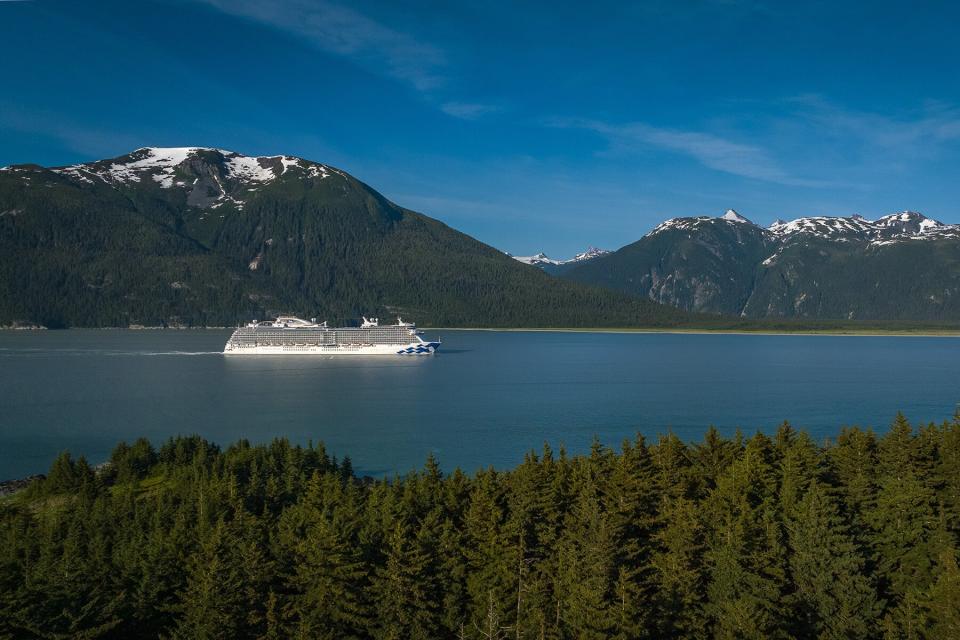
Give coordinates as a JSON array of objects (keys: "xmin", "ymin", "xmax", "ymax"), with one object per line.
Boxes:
[{"xmin": 223, "ymin": 316, "xmax": 441, "ymax": 355}]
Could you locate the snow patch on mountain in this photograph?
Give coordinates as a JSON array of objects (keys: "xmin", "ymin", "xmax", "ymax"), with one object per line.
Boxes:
[
  {"xmin": 768, "ymin": 215, "xmax": 875, "ymax": 239},
  {"xmin": 648, "ymin": 209, "xmax": 960, "ymax": 245},
  {"xmin": 722, "ymin": 209, "xmax": 751, "ymax": 224},
  {"xmin": 224, "ymin": 155, "xmax": 278, "ymax": 183},
  {"xmin": 53, "ymin": 147, "xmax": 335, "ymax": 189},
  {"xmin": 571, "ymin": 246, "xmax": 612, "ymax": 262},
  {"xmin": 512, "ymin": 246, "xmax": 611, "ymax": 268},
  {"xmin": 514, "ymin": 252, "xmax": 562, "ymax": 266},
  {"xmin": 153, "ymin": 173, "xmax": 175, "ymax": 188},
  {"xmin": 48, "ymin": 147, "xmax": 342, "ymax": 211},
  {"xmin": 647, "ymin": 209, "xmax": 752, "ymax": 237},
  {"xmin": 647, "ymin": 216, "xmax": 715, "ymax": 236},
  {"xmin": 770, "ymin": 211, "xmax": 958, "ymax": 244},
  {"xmin": 92, "ymin": 147, "xmax": 205, "ymax": 185}
]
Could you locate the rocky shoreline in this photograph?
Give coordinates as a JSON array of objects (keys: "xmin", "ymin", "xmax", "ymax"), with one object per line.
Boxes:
[
  {"xmin": 0, "ymin": 475, "xmax": 44, "ymax": 497},
  {"xmin": 0, "ymin": 321, "xmax": 47, "ymax": 330}
]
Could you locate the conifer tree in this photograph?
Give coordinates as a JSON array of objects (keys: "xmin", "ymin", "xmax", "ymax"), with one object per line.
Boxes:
[
  {"xmin": 230, "ymin": 508, "xmax": 276, "ymax": 637},
  {"xmin": 691, "ymin": 425, "xmax": 737, "ymax": 496},
  {"xmin": 650, "ymin": 495, "xmax": 707, "ymax": 639},
  {"xmin": 651, "ymin": 433, "xmax": 693, "ymax": 499},
  {"xmin": 926, "ymin": 546, "xmax": 960, "ymax": 638},
  {"xmin": 937, "ymin": 416, "xmax": 960, "ymax": 534},
  {"xmin": 867, "ymin": 473, "xmax": 938, "ymax": 598},
  {"xmin": 827, "ymin": 426, "xmax": 879, "ymax": 533},
  {"xmin": 878, "ymin": 413, "xmax": 917, "ymax": 479},
  {"xmin": 286, "ymin": 510, "xmax": 370, "ymax": 639},
  {"xmin": 785, "ymin": 480, "xmax": 880, "ymax": 638},
  {"xmin": 463, "ymin": 469, "xmax": 517, "ymax": 635},
  {"xmin": 170, "ymin": 519, "xmax": 245, "ymax": 640},
  {"xmin": 701, "ymin": 440, "xmax": 785, "ymax": 639},
  {"xmin": 437, "ymin": 517, "xmax": 470, "ymax": 636},
  {"xmin": 776, "ymin": 430, "xmax": 821, "ymax": 519},
  {"xmin": 372, "ymin": 518, "xmax": 441, "ymax": 640},
  {"xmin": 605, "ymin": 436, "xmax": 659, "ymax": 638},
  {"xmin": 555, "ymin": 482, "xmax": 616, "ymax": 640},
  {"xmin": 501, "ymin": 453, "xmax": 546, "ymax": 640}
]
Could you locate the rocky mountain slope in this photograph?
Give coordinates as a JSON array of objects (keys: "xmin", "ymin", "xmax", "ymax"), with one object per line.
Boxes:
[
  {"xmin": 0, "ymin": 147, "xmax": 686, "ymax": 328},
  {"xmin": 563, "ymin": 209, "xmax": 960, "ymax": 321}
]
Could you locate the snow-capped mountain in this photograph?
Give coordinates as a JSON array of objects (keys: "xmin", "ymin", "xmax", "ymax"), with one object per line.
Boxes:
[
  {"xmin": 565, "ymin": 208, "xmax": 960, "ymax": 321},
  {"xmin": 513, "ymin": 252, "xmax": 563, "ymax": 267},
  {"xmin": 512, "ymin": 246, "xmax": 611, "ymax": 274},
  {"xmin": 646, "ymin": 209, "xmax": 754, "ymax": 235},
  {"xmin": 0, "ymin": 147, "xmax": 679, "ymax": 329},
  {"xmin": 648, "ymin": 209, "xmax": 960, "ymax": 244},
  {"xmin": 570, "ymin": 246, "xmax": 612, "ymax": 262},
  {"xmin": 40, "ymin": 147, "xmax": 343, "ymax": 211}
]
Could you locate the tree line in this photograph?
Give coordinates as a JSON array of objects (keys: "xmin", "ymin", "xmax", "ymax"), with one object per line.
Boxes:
[{"xmin": 2, "ymin": 413, "xmax": 959, "ymax": 639}]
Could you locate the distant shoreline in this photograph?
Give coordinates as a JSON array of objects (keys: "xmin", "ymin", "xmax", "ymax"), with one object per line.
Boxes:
[
  {"xmin": 4, "ymin": 326, "xmax": 960, "ymax": 337},
  {"xmin": 430, "ymin": 327, "xmax": 960, "ymax": 337}
]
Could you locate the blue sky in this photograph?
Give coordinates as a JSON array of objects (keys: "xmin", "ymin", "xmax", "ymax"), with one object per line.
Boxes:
[{"xmin": 2, "ymin": 0, "xmax": 959, "ymax": 257}]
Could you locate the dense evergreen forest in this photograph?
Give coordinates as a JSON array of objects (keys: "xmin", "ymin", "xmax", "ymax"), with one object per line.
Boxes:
[
  {"xmin": 2, "ymin": 414, "xmax": 960, "ymax": 639},
  {"xmin": 0, "ymin": 153, "xmax": 687, "ymax": 329}
]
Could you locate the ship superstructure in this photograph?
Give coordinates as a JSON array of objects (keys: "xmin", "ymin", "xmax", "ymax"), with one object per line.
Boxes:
[{"xmin": 223, "ymin": 316, "xmax": 441, "ymax": 355}]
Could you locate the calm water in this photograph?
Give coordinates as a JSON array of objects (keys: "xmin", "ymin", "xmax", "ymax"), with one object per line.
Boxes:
[{"xmin": 1, "ymin": 330, "xmax": 958, "ymax": 479}]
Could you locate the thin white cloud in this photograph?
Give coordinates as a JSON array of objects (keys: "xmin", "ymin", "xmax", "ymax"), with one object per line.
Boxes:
[
  {"xmin": 792, "ymin": 95, "xmax": 960, "ymax": 153},
  {"xmin": 200, "ymin": 0, "xmax": 445, "ymax": 91},
  {"xmin": 556, "ymin": 117, "xmax": 829, "ymax": 187},
  {"xmin": 439, "ymin": 102, "xmax": 500, "ymax": 120}
]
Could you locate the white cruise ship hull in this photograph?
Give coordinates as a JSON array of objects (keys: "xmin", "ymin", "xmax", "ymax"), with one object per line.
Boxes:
[
  {"xmin": 224, "ymin": 341, "xmax": 441, "ymax": 356},
  {"xmin": 223, "ymin": 316, "xmax": 441, "ymax": 355}
]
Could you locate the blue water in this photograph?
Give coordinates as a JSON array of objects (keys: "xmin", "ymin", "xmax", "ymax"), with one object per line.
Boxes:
[{"xmin": 1, "ymin": 330, "xmax": 958, "ymax": 479}]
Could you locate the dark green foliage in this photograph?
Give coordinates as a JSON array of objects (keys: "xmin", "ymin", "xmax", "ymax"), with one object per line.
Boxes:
[
  {"xmin": 107, "ymin": 438, "xmax": 157, "ymax": 483},
  {"xmin": 2, "ymin": 414, "xmax": 960, "ymax": 638},
  {"xmin": 39, "ymin": 451, "xmax": 96, "ymax": 495},
  {"xmin": 785, "ymin": 481, "xmax": 880, "ymax": 639}
]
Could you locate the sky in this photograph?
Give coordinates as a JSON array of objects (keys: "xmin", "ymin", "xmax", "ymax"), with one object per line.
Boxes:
[{"xmin": 2, "ymin": 0, "xmax": 960, "ymax": 257}]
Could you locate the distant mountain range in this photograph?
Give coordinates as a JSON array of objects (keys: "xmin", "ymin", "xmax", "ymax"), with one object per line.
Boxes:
[
  {"xmin": 509, "ymin": 246, "xmax": 611, "ymax": 274},
  {"xmin": 4, "ymin": 147, "xmax": 958, "ymax": 327},
  {"xmin": 562, "ymin": 209, "xmax": 960, "ymax": 321},
  {"xmin": 0, "ymin": 147, "xmax": 685, "ymax": 328}
]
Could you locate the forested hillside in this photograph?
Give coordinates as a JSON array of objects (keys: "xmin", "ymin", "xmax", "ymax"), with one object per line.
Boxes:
[
  {"xmin": 0, "ymin": 148, "xmax": 685, "ymax": 328},
  {"xmin": 2, "ymin": 414, "xmax": 959, "ymax": 639}
]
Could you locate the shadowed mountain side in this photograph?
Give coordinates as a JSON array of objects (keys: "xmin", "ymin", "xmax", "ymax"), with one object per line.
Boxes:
[
  {"xmin": 0, "ymin": 148, "xmax": 689, "ymax": 328},
  {"xmin": 563, "ymin": 210, "xmax": 960, "ymax": 321}
]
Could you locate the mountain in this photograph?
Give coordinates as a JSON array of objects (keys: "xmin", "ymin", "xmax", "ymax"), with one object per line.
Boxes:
[
  {"xmin": 511, "ymin": 246, "xmax": 611, "ymax": 275},
  {"xmin": 0, "ymin": 147, "xmax": 686, "ymax": 328},
  {"xmin": 563, "ymin": 209, "xmax": 960, "ymax": 321}
]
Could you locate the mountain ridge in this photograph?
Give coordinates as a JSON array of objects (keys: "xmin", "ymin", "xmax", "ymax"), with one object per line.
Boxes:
[
  {"xmin": 510, "ymin": 246, "xmax": 611, "ymax": 274},
  {"xmin": 564, "ymin": 209, "xmax": 960, "ymax": 320},
  {"xmin": 647, "ymin": 208, "xmax": 960, "ymax": 245},
  {"xmin": 0, "ymin": 147, "xmax": 687, "ymax": 328}
]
